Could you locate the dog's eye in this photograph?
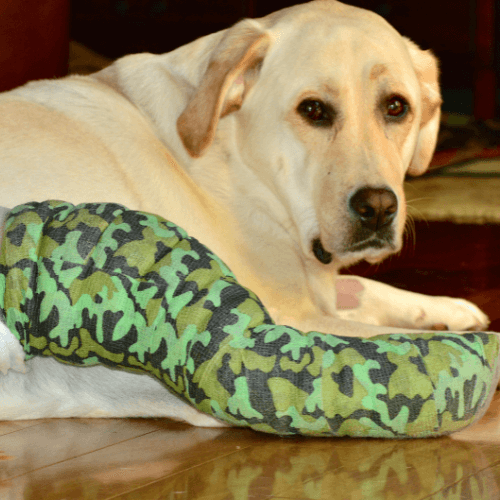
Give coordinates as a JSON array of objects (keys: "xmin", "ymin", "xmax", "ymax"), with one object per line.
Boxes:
[
  {"xmin": 385, "ymin": 96, "xmax": 409, "ymax": 119},
  {"xmin": 297, "ymin": 99, "xmax": 333, "ymax": 127}
]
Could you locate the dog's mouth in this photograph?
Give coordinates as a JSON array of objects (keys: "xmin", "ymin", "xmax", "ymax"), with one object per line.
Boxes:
[
  {"xmin": 312, "ymin": 236, "xmax": 396, "ymax": 265},
  {"xmin": 346, "ymin": 236, "xmax": 397, "ymax": 263},
  {"xmin": 312, "ymin": 238, "xmax": 333, "ymax": 264},
  {"xmin": 347, "ymin": 238, "xmax": 387, "ymax": 252}
]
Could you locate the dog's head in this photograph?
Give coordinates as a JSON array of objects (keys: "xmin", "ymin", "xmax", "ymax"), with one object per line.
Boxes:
[{"xmin": 177, "ymin": 0, "xmax": 441, "ymax": 268}]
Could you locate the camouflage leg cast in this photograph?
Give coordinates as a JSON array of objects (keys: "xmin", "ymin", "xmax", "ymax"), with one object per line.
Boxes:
[{"xmin": 1, "ymin": 201, "xmax": 499, "ymax": 437}]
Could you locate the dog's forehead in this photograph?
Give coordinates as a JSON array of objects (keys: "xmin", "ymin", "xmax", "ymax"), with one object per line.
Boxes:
[
  {"xmin": 261, "ymin": 0, "xmax": 388, "ymax": 28},
  {"xmin": 262, "ymin": 3, "xmax": 414, "ymax": 75},
  {"xmin": 261, "ymin": 22, "xmax": 418, "ymax": 97},
  {"xmin": 263, "ymin": 0, "xmax": 402, "ymax": 41}
]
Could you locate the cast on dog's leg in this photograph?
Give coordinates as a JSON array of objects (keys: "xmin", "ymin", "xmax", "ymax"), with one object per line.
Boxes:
[
  {"xmin": 0, "ymin": 205, "xmax": 26, "ymax": 376},
  {"xmin": 0, "ymin": 205, "xmax": 217, "ymax": 426}
]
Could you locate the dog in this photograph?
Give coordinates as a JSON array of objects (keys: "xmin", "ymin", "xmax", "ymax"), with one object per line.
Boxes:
[{"xmin": 0, "ymin": 0, "xmax": 490, "ymax": 425}]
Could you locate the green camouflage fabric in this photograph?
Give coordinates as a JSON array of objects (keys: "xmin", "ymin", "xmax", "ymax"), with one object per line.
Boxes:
[{"xmin": 0, "ymin": 201, "xmax": 499, "ymax": 437}]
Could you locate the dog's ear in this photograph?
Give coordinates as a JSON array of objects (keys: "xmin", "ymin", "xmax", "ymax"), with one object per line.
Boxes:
[
  {"xmin": 177, "ymin": 20, "xmax": 270, "ymax": 158},
  {"xmin": 404, "ymin": 38, "xmax": 442, "ymax": 177}
]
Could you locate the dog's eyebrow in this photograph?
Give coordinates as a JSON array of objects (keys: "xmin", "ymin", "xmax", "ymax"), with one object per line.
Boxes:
[
  {"xmin": 377, "ymin": 79, "xmax": 412, "ymax": 103},
  {"xmin": 318, "ymin": 83, "xmax": 341, "ymax": 100},
  {"xmin": 295, "ymin": 84, "xmax": 340, "ymax": 101},
  {"xmin": 369, "ymin": 64, "xmax": 388, "ymax": 80}
]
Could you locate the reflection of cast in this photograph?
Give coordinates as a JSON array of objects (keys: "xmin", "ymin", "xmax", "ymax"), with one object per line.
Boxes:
[
  {"xmin": 168, "ymin": 436, "xmax": 498, "ymax": 500},
  {"xmin": 2, "ymin": 419, "xmax": 498, "ymax": 499}
]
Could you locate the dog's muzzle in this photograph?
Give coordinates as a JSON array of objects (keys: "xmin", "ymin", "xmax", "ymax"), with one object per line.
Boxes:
[
  {"xmin": 312, "ymin": 186, "xmax": 398, "ymax": 265},
  {"xmin": 349, "ymin": 187, "xmax": 398, "ymax": 232},
  {"xmin": 344, "ymin": 186, "xmax": 398, "ymax": 256}
]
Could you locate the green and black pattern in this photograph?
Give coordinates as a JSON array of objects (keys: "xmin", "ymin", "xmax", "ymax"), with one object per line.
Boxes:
[{"xmin": 0, "ymin": 201, "xmax": 499, "ymax": 437}]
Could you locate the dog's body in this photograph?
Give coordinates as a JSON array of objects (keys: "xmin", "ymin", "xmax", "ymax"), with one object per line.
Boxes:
[{"xmin": 0, "ymin": 0, "xmax": 490, "ymax": 424}]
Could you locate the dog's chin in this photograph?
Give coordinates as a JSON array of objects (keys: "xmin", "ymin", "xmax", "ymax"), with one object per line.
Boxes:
[
  {"xmin": 363, "ymin": 250, "xmax": 393, "ymax": 264},
  {"xmin": 311, "ymin": 233, "xmax": 400, "ymax": 267},
  {"xmin": 311, "ymin": 236, "xmax": 399, "ymax": 267},
  {"xmin": 345, "ymin": 240, "xmax": 399, "ymax": 266}
]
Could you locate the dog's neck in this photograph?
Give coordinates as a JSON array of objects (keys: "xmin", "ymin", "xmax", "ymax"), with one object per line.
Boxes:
[{"xmin": 97, "ymin": 48, "xmax": 305, "ymax": 247}]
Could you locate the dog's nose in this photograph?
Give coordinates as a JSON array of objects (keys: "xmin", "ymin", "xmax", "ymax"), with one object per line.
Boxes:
[{"xmin": 349, "ymin": 187, "xmax": 398, "ymax": 232}]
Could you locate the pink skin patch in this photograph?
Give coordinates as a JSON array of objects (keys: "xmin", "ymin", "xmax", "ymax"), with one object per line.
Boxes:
[{"xmin": 335, "ymin": 278, "xmax": 364, "ymax": 310}]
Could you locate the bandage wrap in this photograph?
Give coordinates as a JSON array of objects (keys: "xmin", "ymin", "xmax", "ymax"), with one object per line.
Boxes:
[{"xmin": 0, "ymin": 201, "xmax": 498, "ymax": 437}]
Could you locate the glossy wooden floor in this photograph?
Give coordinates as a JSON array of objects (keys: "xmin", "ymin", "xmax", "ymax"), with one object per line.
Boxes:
[
  {"xmin": 1, "ymin": 221, "xmax": 500, "ymax": 500},
  {"xmin": 1, "ymin": 392, "xmax": 499, "ymax": 500}
]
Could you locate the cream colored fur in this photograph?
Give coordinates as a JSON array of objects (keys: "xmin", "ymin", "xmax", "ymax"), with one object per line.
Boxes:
[{"xmin": 0, "ymin": 0, "xmax": 490, "ymax": 423}]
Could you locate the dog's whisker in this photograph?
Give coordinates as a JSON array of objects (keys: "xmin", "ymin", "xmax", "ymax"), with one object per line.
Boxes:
[
  {"xmin": 403, "ymin": 213, "xmax": 416, "ymax": 252},
  {"xmin": 405, "ymin": 196, "xmax": 433, "ymax": 204},
  {"xmin": 406, "ymin": 204, "xmax": 429, "ymax": 226}
]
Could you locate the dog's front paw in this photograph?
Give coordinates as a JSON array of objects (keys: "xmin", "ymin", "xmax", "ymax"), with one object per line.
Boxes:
[
  {"xmin": 417, "ymin": 297, "xmax": 490, "ymax": 332},
  {"xmin": 0, "ymin": 321, "xmax": 26, "ymax": 375}
]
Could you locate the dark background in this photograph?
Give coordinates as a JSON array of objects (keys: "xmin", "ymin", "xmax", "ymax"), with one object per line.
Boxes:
[
  {"xmin": 69, "ymin": 0, "xmax": 499, "ymax": 117},
  {"xmin": 0, "ymin": 0, "xmax": 497, "ymax": 118}
]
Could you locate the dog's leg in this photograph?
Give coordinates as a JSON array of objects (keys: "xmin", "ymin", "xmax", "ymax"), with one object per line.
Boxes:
[
  {"xmin": 0, "ymin": 206, "xmax": 26, "ymax": 375},
  {"xmin": 0, "ymin": 320, "xmax": 26, "ymax": 375},
  {"xmin": 0, "ymin": 355, "xmax": 228, "ymax": 425},
  {"xmin": 335, "ymin": 276, "xmax": 490, "ymax": 331}
]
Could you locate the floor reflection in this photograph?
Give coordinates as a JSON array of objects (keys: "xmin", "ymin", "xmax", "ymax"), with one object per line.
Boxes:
[
  {"xmin": 4, "ymin": 426, "xmax": 497, "ymax": 499},
  {"xmin": 123, "ymin": 433, "xmax": 499, "ymax": 499},
  {"xmin": 2, "ymin": 392, "xmax": 499, "ymax": 499}
]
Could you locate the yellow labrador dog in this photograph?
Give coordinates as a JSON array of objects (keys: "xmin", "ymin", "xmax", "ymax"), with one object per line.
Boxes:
[{"xmin": 0, "ymin": 0, "xmax": 490, "ymax": 422}]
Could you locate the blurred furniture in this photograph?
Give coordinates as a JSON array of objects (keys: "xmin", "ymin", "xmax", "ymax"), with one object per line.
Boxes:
[
  {"xmin": 474, "ymin": 0, "xmax": 497, "ymax": 119},
  {"xmin": 0, "ymin": 0, "xmax": 69, "ymax": 92}
]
